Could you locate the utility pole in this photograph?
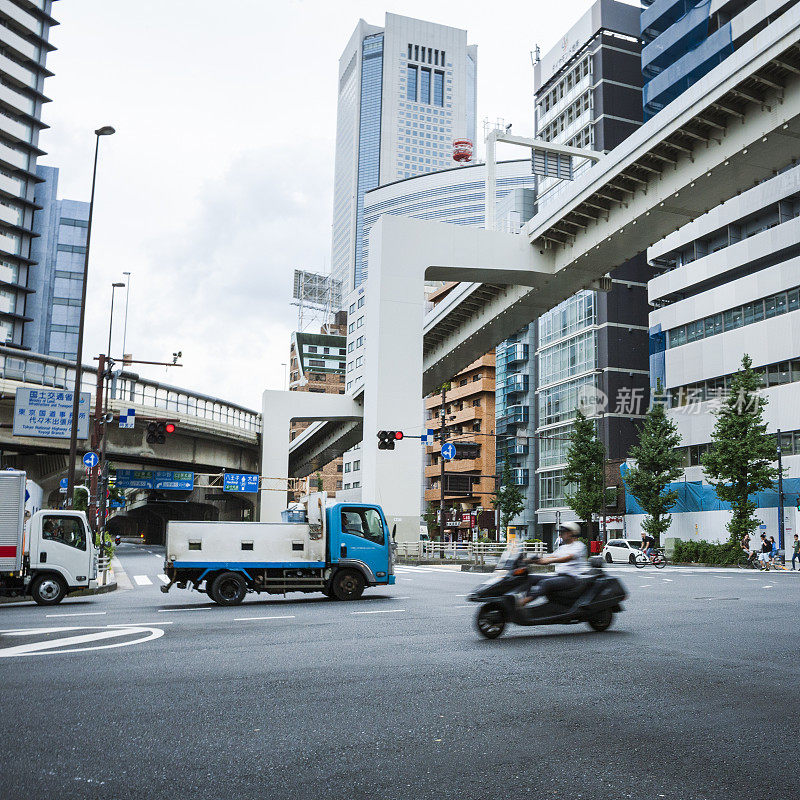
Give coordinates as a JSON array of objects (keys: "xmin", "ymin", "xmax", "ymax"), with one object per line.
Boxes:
[
  {"xmin": 439, "ymin": 384, "xmax": 447, "ymax": 542},
  {"xmin": 88, "ymin": 354, "xmax": 105, "ymax": 533},
  {"xmin": 777, "ymin": 429, "xmax": 785, "ymax": 552}
]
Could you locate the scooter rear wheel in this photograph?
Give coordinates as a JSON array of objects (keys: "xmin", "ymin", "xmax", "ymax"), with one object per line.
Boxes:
[
  {"xmin": 476, "ymin": 604, "xmax": 507, "ymax": 639},
  {"xmin": 587, "ymin": 608, "xmax": 614, "ymax": 632}
]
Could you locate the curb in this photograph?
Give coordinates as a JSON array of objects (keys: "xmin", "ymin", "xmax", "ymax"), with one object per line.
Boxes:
[{"xmin": 0, "ymin": 580, "xmax": 117, "ymax": 605}]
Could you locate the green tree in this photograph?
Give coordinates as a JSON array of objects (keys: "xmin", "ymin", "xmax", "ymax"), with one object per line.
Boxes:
[
  {"xmin": 491, "ymin": 460, "xmax": 526, "ymax": 535},
  {"xmin": 624, "ymin": 382, "xmax": 684, "ymax": 542},
  {"xmin": 315, "ymin": 472, "xmax": 323, "ymax": 492},
  {"xmin": 72, "ymin": 486, "xmax": 88, "ymax": 512},
  {"xmin": 423, "ymin": 504, "xmax": 440, "ymax": 539},
  {"xmin": 563, "ymin": 409, "xmax": 604, "ymax": 535},
  {"xmin": 701, "ymin": 353, "xmax": 779, "ymax": 543}
]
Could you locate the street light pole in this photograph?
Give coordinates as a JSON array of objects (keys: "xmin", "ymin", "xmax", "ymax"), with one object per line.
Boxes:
[
  {"xmin": 439, "ymin": 384, "xmax": 447, "ymax": 542},
  {"xmin": 121, "ymin": 271, "xmax": 131, "ymax": 361},
  {"xmin": 777, "ymin": 429, "xmax": 785, "ymax": 552},
  {"xmin": 66, "ymin": 126, "xmax": 116, "ymax": 506}
]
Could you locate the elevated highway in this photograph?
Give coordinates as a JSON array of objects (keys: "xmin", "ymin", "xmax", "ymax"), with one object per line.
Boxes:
[
  {"xmin": 422, "ymin": 7, "xmax": 800, "ymax": 390},
  {"xmin": 0, "ymin": 346, "xmax": 260, "ymax": 516},
  {"xmin": 279, "ymin": 7, "xmax": 800, "ymax": 538}
]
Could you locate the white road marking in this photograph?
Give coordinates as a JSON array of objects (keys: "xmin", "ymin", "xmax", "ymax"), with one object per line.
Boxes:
[
  {"xmin": 233, "ymin": 615, "xmax": 296, "ymax": 621},
  {"xmin": 46, "ymin": 611, "xmax": 106, "ymax": 618},
  {"xmin": 663, "ymin": 579, "xmax": 673, "ymax": 582},
  {"xmin": 639, "ymin": 584, "xmax": 652, "ymax": 588},
  {"xmin": 0, "ymin": 625, "xmax": 164, "ymax": 657},
  {"xmin": 399, "ymin": 578, "xmax": 413, "ymax": 582},
  {"xmin": 157, "ymin": 607, "xmax": 210, "ymax": 613},
  {"xmin": 133, "ymin": 575, "xmax": 152, "ymax": 586},
  {"xmin": 763, "ymin": 585, "xmax": 773, "ymax": 589},
  {"xmin": 351, "ymin": 609, "xmax": 406, "ymax": 615},
  {"xmin": 157, "ymin": 574, "xmax": 170, "ymax": 584}
]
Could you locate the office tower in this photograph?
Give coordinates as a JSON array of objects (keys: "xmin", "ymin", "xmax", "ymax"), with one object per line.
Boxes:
[
  {"xmin": 0, "ymin": 0, "xmax": 58, "ymax": 348},
  {"xmin": 522, "ymin": 0, "xmax": 648, "ymax": 543},
  {"xmin": 24, "ymin": 166, "xmax": 88, "ymax": 359},
  {"xmin": 331, "ymin": 13, "xmax": 477, "ymax": 298},
  {"xmin": 642, "ymin": 0, "xmax": 800, "ymax": 541}
]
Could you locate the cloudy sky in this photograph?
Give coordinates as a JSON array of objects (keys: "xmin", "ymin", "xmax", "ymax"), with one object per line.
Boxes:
[{"xmin": 39, "ymin": 0, "xmax": 634, "ymax": 409}]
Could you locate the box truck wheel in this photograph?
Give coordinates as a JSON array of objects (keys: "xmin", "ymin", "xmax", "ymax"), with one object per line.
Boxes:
[
  {"xmin": 331, "ymin": 569, "xmax": 364, "ymax": 601},
  {"xmin": 209, "ymin": 571, "xmax": 247, "ymax": 606},
  {"xmin": 31, "ymin": 574, "xmax": 67, "ymax": 606}
]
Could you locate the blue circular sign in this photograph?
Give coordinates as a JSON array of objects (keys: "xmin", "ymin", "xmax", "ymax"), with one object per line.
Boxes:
[
  {"xmin": 441, "ymin": 442, "xmax": 456, "ymax": 461},
  {"xmin": 83, "ymin": 452, "xmax": 100, "ymax": 469}
]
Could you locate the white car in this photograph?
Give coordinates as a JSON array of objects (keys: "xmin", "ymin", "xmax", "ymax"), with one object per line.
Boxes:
[{"xmin": 601, "ymin": 539, "xmax": 645, "ymax": 564}]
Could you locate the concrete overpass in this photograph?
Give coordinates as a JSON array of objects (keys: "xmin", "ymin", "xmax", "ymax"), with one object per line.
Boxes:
[
  {"xmin": 278, "ymin": 7, "xmax": 800, "ymax": 540},
  {"xmin": 0, "ymin": 346, "xmax": 260, "ymax": 534}
]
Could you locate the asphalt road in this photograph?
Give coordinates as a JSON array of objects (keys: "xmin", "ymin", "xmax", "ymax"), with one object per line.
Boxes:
[{"xmin": 0, "ymin": 543, "xmax": 797, "ymax": 800}]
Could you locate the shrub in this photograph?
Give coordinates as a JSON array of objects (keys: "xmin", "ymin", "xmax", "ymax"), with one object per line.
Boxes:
[{"xmin": 672, "ymin": 539, "xmax": 740, "ymax": 565}]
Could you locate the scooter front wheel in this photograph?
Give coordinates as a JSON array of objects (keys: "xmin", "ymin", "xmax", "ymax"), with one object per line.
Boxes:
[{"xmin": 475, "ymin": 603, "xmax": 507, "ymax": 639}]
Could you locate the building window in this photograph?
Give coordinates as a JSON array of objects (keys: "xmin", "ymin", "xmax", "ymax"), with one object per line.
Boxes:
[
  {"xmin": 433, "ymin": 71, "xmax": 444, "ymax": 107},
  {"xmin": 336, "ymin": 480, "xmax": 343, "ymax": 490},
  {"xmin": 306, "ymin": 346, "xmax": 317, "ymax": 353},
  {"xmin": 407, "ymin": 65, "xmax": 418, "ymax": 101},
  {"xmin": 356, "ymin": 317, "xmax": 364, "ymax": 328},
  {"xmin": 358, "ymin": 296, "xmax": 365, "ymax": 308},
  {"xmin": 420, "ymin": 68, "xmax": 431, "ymax": 105},
  {"xmin": 344, "ymin": 463, "xmax": 351, "ymax": 474}
]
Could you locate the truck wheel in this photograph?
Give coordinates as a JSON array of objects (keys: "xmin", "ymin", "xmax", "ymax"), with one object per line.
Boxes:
[
  {"xmin": 331, "ymin": 569, "xmax": 364, "ymax": 601},
  {"xmin": 209, "ymin": 571, "xmax": 247, "ymax": 606},
  {"xmin": 31, "ymin": 575, "xmax": 67, "ymax": 606}
]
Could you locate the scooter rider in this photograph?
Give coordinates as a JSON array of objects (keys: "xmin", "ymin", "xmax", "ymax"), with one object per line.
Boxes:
[{"xmin": 518, "ymin": 522, "xmax": 588, "ymax": 607}]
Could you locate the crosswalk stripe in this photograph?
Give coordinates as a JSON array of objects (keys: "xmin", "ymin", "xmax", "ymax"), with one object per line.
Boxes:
[
  {"xmin": 157, "ymin": 574, "xmax": 170, "ymax": 584},
  {"xmin": 133, "ymin": 575, "xmax": 153, "ymax": 586}
]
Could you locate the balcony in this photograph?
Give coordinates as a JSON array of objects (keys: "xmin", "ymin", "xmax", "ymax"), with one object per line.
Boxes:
[
  {"xmin": 503, "ymin": 373, "xmax": 529, "ymax": 394},
  {"xmin": 501, "ymin": 442, "xmax": 529, "ymax": 457},
  {"xmin": 512, "ymin": 468, "xmax": 529, "ymax": 486},
  {"xmin": 504, "ymin": 344, "xmax": 528, "ymax": 365}
]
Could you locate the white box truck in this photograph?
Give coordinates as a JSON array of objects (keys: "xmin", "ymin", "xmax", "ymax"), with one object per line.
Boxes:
[{"xmin": 0, "ymin": 471, "xmax": 98, "ymax": 605}]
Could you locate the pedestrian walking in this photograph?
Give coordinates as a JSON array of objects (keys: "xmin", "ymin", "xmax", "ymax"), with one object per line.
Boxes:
[
  {"xmin": 792, "ymin": 534, "xmax": 800, "ymax": 571},
  {"xmin": 758, "ymin": 534, "xmax": 771, "ymax": 566}
]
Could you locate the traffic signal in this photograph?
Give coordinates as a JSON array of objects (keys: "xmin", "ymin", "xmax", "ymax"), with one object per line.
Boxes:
[
  {"xmin": 377, "ymin": 430, "xmax": 403, "ymax": 450},
  {"xmin": 146, "ymin": 421, "xmax": 176, "ymax": 445}
]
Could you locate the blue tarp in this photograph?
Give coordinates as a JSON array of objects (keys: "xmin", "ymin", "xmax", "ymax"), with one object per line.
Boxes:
[{"xmin": 621, "ymin": 463, "xmax": 800, "ymax": 514}]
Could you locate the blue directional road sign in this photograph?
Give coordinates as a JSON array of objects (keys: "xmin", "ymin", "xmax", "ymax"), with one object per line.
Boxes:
[
  {"xmin": 223, "ymin": 473, "xmax": 260, "ymax": 493},
  {"xmin": 60, "ymin": 478, "xmax": 69, "ymax": 489},
  {"xmin": 83, "ymin": 452, "xmax": 99, "ymax": 469},
  {"xmin": 115, "ymin": 469, "xmax": 194, "ymax": 491},
  {"xmin": 441, "ymin": 442, "xmax": 456, "ymax": 461}
]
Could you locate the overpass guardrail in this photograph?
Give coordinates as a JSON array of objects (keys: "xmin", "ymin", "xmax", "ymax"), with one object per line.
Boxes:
[{"xmin": 0, "ymin": 345, "xmax": 261, "ymax": 434}]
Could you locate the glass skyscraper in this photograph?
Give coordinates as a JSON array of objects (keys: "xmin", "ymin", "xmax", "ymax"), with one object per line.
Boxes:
[
  {"xmin": 330, "ymin": 13, "xmax": 478, "ymax": 299},
  {"xmin": 24, "ymin": 166, "xmax": 89, "ymax": 360}
]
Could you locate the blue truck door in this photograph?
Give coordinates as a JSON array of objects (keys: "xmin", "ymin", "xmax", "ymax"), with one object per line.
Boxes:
[{"xmin": 333, "ymin": 506, "xmax": 389, "ymax": 581}]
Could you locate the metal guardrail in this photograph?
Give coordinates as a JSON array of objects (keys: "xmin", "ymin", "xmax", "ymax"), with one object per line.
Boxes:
[
  {"xmin": 0, "ymin": 345, "xmax": 261, "ymax": 433},
  {"xmin": 397, "ymin": 541, "xmax": 548, "ymax": 563}
]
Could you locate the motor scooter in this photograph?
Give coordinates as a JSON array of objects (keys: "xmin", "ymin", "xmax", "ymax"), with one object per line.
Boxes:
[
  {"xmin": 114, "ymin": 535, "xmax": 121, "ymax": 545},
  {"xmin": 469, "ymin": 544, "xmax": 627, "ymax": 639}
]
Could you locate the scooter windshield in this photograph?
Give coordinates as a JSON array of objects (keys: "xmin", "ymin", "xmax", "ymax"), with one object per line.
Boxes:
[{"xmin": 496, "ymin": 545, "xmax": 523, "ymax": 571}]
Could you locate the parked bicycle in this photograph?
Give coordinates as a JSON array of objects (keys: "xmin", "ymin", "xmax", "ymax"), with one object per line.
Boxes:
[{"xmin": 634, "ymin": 550, "xmax": 667, "ymax": 569}]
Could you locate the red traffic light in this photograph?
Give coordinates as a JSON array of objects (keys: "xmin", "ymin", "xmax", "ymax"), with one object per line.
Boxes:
[
  {"xmin": 164, "ymin": 423, "xmax": 176, "ymax": 434},
  {"xmin": 394, "ymin": 431, "xmax": 403, "ymax": 440}
]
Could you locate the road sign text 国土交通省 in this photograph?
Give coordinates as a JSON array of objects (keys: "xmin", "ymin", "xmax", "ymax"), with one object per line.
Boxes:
[{"xmin": 13, "ymin": 388, "xmax": 91, "ymax": 439}]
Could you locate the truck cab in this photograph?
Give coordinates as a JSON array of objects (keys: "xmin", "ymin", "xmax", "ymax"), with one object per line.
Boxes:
[{"xmin": 26, "ymin": 510, "xmax": 98, "ymax": 603}]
